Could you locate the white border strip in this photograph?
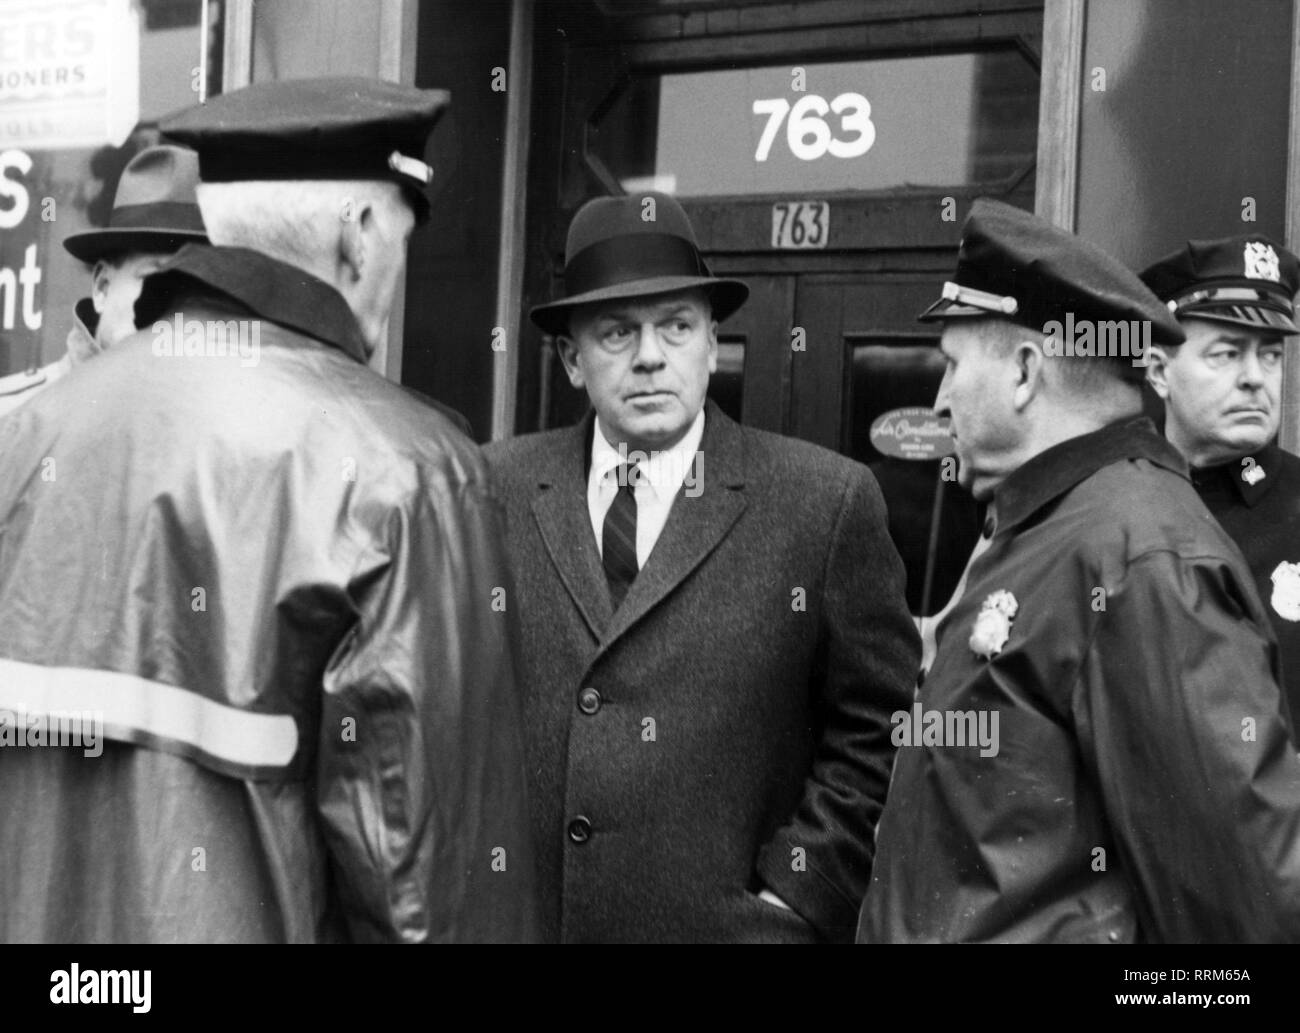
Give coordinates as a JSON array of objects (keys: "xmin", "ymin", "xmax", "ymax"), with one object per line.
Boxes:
[{"xmin": 0, "ymin": 658, "xmax": 298, "ymax": 772}]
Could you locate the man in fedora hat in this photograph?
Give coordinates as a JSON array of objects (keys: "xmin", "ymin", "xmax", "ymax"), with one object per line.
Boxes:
[
  {"xmin": 0, "ymin": 80, "xmax": 537, "ymax": 943},
  {"xmin": 0, "ymin": 144, "xmax": 208, "ymax": 419},
  {"xmin": 1141, "ymin": 235, "xmax": 1300, "ymax": 727},
  {"xmin": 484, "ymin": 192, "xmax": 919, "ymax": 943}
]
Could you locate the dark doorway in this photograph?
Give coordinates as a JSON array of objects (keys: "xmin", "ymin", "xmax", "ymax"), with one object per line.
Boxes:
[{"xmin": 520, "ymin": 0, "xmax": 1044, "ymax": 614}]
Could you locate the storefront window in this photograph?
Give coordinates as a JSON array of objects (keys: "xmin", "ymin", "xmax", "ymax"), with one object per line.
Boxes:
[
  {"xmin": 589, "ymin": 48, "xmax": 1039, "ymax": 197},
  {"xmin": 251, "ymin": 0, "xmax": 384, "ymax": 82},
  {"xmin": 0, "ymin": 0, "xmax": 210, "ymax": 375}
]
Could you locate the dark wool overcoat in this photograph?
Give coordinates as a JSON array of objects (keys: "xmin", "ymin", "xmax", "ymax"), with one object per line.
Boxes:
[{"xmin": 485, "ymin": 400, "xmax": 919, "ymax": 943}]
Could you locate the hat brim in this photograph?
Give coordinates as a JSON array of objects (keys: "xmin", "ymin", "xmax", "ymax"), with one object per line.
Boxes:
[
  {"xmin": 917, "ymin": 296, "xmax": 1002, "ymax": 323},
  {"xmin": 1176, "ymin": 304, "xmax": 1299, "ymax": 336},
  {"xmin": 530, "ymin": 276, "xmax": 749, "ymax": 337},
  {"xmin": 63, "ymin": 227, "xmax": 209, "ymax": 263}
]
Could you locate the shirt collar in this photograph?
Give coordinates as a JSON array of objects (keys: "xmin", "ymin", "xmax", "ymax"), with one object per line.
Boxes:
[
  {"xmin": 134, "ymin": 244, "xmax": 369, "ymax": 364},
  {"xmin": 1191, "ymin": 439, "xmax": 1279, "ymax": 508},
  {"xmin": 589, "ymin": 407, "xmax": 706, "ymax": 501},
  {"xmin": 993, "ymin": 416, "xmax": 1187, "ymax": 532}
]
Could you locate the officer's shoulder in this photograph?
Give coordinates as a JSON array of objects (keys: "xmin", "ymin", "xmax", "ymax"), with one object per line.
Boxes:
[
  {"xmin": 1082, "ymin": 458, "xmax": 1240, "ymax": 561},
  {"xmin": 399, "ymin": 384, "xmax": 473, "ymax": 437},
  {"xmin": 0, "ymin": 359, "xmax": 64, "ymax": 418},
  {"xmin": 1252, "ymin": 446, "xmax": 1300, "ymax": 518},
  {"xmin": 1083, "ymin": 455, "xmax": 1194, "ymax": 520},
  {"xmin": 1270, "ymin": 445, "xmax": 1300, "ymax": 481},
  {"xmin": 342, "ymin": 371, "xmax": 487, "ymax": 480}
]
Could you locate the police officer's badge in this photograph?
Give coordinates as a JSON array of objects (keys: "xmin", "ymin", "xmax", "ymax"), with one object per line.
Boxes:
[
  {"xmin": 1270, "ymin": 562, "xmax": 1300, "ymax": 621},
  {"xmin": 970, "ymin": 590, "xmax": 1018, "ymax": 659},
  {"xmin": 1244, "ymin": 241, "xmax": 1282, "ymax": 283}
]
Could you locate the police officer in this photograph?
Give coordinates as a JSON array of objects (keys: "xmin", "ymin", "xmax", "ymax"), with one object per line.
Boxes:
[
  {"xmin": 0, "ymin": 145, "xmax": 207, "ymax": 419},
  {"xmin": 858, "ymin": 199, "xmax": 1300, "ymax": 943},
  {"xmin": 0, "ymin": 79, "xmax": 538, "ymax": 943},
  {"xmin": 1141, "ymin": 235, "xmax": 1300, "ymax": 725}
]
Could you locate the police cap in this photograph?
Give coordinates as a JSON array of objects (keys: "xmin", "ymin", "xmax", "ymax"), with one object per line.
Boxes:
[
  {"xmin": 1139, "ymin": 234, "xmax": 1300, "ymax": 336},
  {"xmin": 159, "ymin": 77, "xmax": 450, "ymax": 221},
  {"xmin": 919, "ymin": 199, "xmax": 1186, "ymax": 362}
]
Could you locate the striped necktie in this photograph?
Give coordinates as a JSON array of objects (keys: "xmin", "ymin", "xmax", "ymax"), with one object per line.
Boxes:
[{"xmin": 603, "ymin": 463, "xmax": 640, "ymax": 609}]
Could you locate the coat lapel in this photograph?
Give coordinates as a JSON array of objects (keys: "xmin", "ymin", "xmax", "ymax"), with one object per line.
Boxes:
[
  {"xmin": 598, "ymin": 401, "xmax": 748, "ymax": 653},
  {"xmin": 530, "ymin": 411, "xmax": 614, "ymax": 640}
]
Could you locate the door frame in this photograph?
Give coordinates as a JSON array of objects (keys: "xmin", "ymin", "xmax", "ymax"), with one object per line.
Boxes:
[{"xmin": 517, "ymin": 0, "xmax": 1049, "ymax": 437}]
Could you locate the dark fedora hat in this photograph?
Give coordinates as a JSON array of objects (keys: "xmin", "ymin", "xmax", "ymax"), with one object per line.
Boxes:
[
  {"xmin": 63, "ymin": 145, "xmax": 208, "ymax": 263},
  {"xmin": 529, "ymin": 191, "xmax": 749, "ymax": 336}
]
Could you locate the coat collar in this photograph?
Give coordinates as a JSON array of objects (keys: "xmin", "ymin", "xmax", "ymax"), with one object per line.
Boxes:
[
  {"xmin": 134, "ymin": 243, "xmax": 369, "ymax": 364},
  {"xmin": 529, "ymin": 399, "xmax": 747, "ymax": 648},
  {"xmin": 993, "ymin": 416, "xmax": 1187, "ymax": 533},
  {"xmin": 64, "ymin": 297, "xmax": 102, "ymax": 364},
  {"xmin": 1190, "ymin": 439, "xmax": 1281, "ymax": 509}
]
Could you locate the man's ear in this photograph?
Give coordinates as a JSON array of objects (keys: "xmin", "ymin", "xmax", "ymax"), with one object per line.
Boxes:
[
  {"xmin": 1011, "ymin": 337, "xmax": 1046, "ymax": 411},
  {"xmin": 90, "ymin": 260, "xmax": 113, "ymax": 314},
  {"xmin": 338, "ymin": 199, "xmax": 370, "ymax": 284},
  {"xmin": 1145, "ymin": 344, "xmax": 1174, "ymax": 399},
  {"xmin": 707, "ymin": 318, "xmax": 719, "ymax": 375},
  {"xmin": 556, "ymin": 334, "xmax": 586, "ymax": 389}
]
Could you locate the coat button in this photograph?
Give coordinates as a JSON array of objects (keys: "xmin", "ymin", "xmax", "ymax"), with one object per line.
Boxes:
[
  {"xmin": 567, "ymin": 816, "xmax": 592, "ymax": 844},
  {"xmin": 577, "ymin": 687, "xmax": 602, "ymax": 714}
]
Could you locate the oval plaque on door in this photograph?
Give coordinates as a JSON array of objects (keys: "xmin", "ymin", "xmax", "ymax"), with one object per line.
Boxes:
[{"xmin": 869, "ymin": 407, "xmax": 956, "ymax": 460}]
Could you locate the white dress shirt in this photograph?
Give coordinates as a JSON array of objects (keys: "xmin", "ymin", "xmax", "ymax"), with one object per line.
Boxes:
[{"xmin": 588, "ymin": 408, "xmax": 706, "ymax": 567}]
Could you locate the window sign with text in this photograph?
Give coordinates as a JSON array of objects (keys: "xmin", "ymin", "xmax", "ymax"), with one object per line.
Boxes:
[
  {"xmin": 0, "ymin": 0, "xmax": 203, "ymax": 376},
  {"xmin": 0, "ymin": 0, "xmax": 140, "ymax": 151},
  {"xmin": 591, "ymin": 50, "xmax": 1039, "ymax": 198}
]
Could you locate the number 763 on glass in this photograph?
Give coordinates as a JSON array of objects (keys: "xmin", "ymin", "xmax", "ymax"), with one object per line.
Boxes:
[{"xmin": 752, "ymin": 92, "xmax": 876, "ymax": 163}]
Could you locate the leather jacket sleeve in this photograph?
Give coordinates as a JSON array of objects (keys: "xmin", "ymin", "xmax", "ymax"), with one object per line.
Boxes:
[
  {"xmin": 314, "ymin": 469, "xmax": 541, "ymax": 943},
  {"xmin": 1079, "ymin": 548, "xmax": 1300, "ymax": 942}
]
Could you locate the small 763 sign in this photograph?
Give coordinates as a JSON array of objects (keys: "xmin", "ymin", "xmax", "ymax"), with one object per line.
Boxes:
[{"xmin": 771, "ymin": 201, "xmax": 828, "ymax": 250}]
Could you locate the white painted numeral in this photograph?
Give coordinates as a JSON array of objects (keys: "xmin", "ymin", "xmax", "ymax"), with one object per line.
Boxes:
[
  {"xmin": 751, "ymin": 98, "xmax": 790, "ymax": 162},
  {"xmin": 751, "ymin": 92, "xmax": 876, "ymax": 162},
  {"xmin": 828, "ymin": 92, "xmax": 875, "ymax": 158},
  {"xmin": 786, "ymin": 94, "xmax": 832, "ymax": 161}
]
